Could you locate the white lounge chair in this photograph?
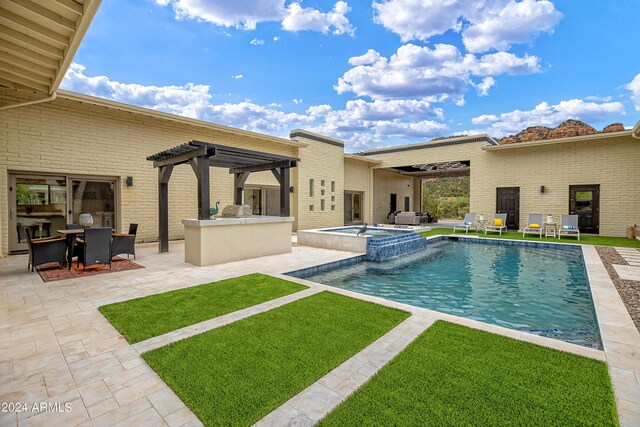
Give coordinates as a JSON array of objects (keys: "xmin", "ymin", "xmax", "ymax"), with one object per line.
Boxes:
[
  {"xmin": 522, "ymin": 213, "xmax": 543, "ymax": 238},
  {"xmin": 453, "ymin": 213, "xmax": 477, "ymax": 233},
  {"xmin": 558, "ymin": 214, "xmax": 580, "ymax": 240},
  {"xmin": 485, "ymin": 213, "xmax": 507, "ymax": 236}
]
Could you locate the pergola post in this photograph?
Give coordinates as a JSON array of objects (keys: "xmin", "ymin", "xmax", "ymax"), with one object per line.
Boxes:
[
  {"xmin": 234, "ymin": 172, "xmax": 249, "ymax": 205},
  {"xmin": 196, "ymin": 155, "xmax": 210, "ymax": 220},
  {"xmin": 279, "ymin": 167, "xmax": 290, "ymax": 216},
  {"xmin": 158, "ymin": 164, "xmax": 173, "ymax": 253}
]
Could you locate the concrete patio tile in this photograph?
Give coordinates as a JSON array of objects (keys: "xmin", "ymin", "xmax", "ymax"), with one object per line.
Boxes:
[
  {"xmin": 317, "ymin": 372, "xmax": 344, "ymax": 390},
  {"xmin": 333, "ymin": 371, "xmax": 370, "ymax": 397},
  {"xmin": 111, "ymin": 374, "xmax": 165, "ymax": 407},
  {"xmin": 78, "ymin": 380, "xmax": 112, "ymax": 407},
  {"xmin": 163, "ymin": 407, "xmax": 201, "ymax": 427},
  {"xmin": 329, "ymin": 357, "xmax": 366, "ymax": 381},
  {"xmin": 287, "ymin": 383, "xmax": 344, "ymax": 422},
  {"xmin": 113, "ymin": 407, "xmax": 168, "ymax": 427},
  {"xmin": 70, "ymin": 355, "xmax": 125, "ymax": 387},
  {"xmin": 616, "ymin": 398, "xmax": 640, "ymax": 426},
  {"xmin": 613, "ymin": 265, "xmax": 640, "ymax": 281},
  {"xmin": 147, "ymin": 387, "xmax": 186, "ymax": 418},
  {"xmin": 90, "ymin": 397, "xmax": 152, "ymax": 427},
  {"xmin": 86, "ymin": 397, "xmax": 119, "ymax": 419}
]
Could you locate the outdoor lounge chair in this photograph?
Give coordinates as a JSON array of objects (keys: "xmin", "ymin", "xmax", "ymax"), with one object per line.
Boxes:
[
  {"xmin": 25, "ymin": 228, "xmax": 66, "ymax": 272},
  {"xmin": 76, "ymin": 227, "xmax": 113, "ymax": 270},
  {"xmin": 558, "ymin": 214, "xmax": 580, "ymax": 240},
  {"xmin": 112, "ymin": 223, "xmax": 138, "ymax": 260},
  {"xmin": 522, "ymin": 213, "xmax": 543, "ymax": 238},
  {"xmin": 453, "ymin": 213, "xmax": 477, "ymax": 233},
  {"xmin": 485, "ymin": 213, "xmax": 508, "ymax": 236}
]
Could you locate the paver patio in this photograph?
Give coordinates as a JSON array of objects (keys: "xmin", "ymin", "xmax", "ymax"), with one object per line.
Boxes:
[{"xmin": 1, "ymin": 239, "xmax": 639, "ymax": 426}]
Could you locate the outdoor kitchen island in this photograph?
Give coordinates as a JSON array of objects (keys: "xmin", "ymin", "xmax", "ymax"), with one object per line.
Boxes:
[{"xmin": 182, "ymin": 216, "xmax": 294, "ymax": 266}]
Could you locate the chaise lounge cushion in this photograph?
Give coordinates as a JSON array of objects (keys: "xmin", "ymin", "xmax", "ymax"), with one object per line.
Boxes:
[{"xmin": 395, "ymin": 212, "xmax": 420, "ymax": 225}]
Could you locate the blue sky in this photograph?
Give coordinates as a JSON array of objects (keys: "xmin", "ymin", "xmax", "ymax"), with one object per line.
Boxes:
[{"xmin": 63, "ymin": 0, "xmax": 640, "ymax": 151}]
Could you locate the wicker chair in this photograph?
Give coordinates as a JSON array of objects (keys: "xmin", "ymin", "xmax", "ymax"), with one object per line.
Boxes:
[
  {"xmin": 112, "ymin": 224, "xmax": 138, "ymax": 260},
  {"xmin": 25, "ymin": 228, "xmax": 66, "ymax": 272},
  {"xmin": 75, "ymin": 227, "xmax": 113, "ymax": 271}
]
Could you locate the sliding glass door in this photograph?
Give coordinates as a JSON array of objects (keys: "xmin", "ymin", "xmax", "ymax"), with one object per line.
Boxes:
[
  {"xmin": 8, "ymin": 174, "xmax": 118, "ymax": 253},
  {"xmin": 9, "ymin": 175, "xmax": 67, "ymax": 252},
  {"xmin": 70, "ymin": 179, "xmax": 116, "ymax": 227}
]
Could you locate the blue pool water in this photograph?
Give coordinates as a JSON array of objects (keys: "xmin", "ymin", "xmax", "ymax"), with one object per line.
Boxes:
[{"xmin": 301, "ymin": 239, "xmax": 601, "ymax": 348}]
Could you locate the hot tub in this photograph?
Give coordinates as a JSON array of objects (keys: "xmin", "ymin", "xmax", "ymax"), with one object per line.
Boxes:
[{"xmin": 297, "ymin": 226, "xmax": 426, "ymax": 261}]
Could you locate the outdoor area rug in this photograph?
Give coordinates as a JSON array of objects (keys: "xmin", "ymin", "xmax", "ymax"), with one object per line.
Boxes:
[{"xmin": 37, "ymin": 257, "xmax": 144, "ymax": 282}]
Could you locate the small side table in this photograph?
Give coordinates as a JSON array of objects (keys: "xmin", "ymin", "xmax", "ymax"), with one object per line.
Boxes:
[
  {"xmin": 476, "ymin": 219, "xmax": 487, "ymax": 232},
  {"xmin": 544, "ymin": 222, "xmax": 557, "ymax": 238}
]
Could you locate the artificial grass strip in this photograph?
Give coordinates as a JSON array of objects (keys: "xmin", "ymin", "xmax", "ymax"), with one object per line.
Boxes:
[
  {"xmin": 99, "ymin": 273, "xmax": 307, "ymax": 343},
  {"xmin": 420, "ymin": 227, "xmax": 640, "ymax": 247},
  {"xmin": 142, "ymin": 291, "xmax": 409, "ymax": 427},
  {"xmin": 320, "ymin": 321, "xmax": 619, "ymax": 427}
]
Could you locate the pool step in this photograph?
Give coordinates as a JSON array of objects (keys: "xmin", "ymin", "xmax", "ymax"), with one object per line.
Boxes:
[{"xmin": 366, "ymin": 232, "xmax": 427, "ymax": 262}]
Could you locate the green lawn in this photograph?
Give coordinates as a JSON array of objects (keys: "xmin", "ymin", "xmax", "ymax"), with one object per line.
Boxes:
[
  {"xmin": 320, "ymin": 321, "xmax": 618, "ymax": 427},
  {"xmin": 143, "ymin": 291, "xmax": 409, "ymax": 427},
  {"xmin": 99, "ymin": 273, "xmax": 307, "ymax": 343},
  {"xmin": 420, "ymin": 227, "xmax": 640, "ymax": 247}
]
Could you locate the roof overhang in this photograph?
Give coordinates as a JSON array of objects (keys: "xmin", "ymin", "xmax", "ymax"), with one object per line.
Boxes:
[
  {"xmin": 344, "ymin": 154, "xmax": 382, "ymax": 165},
  {"xmin": 483, "ymin": 129, "xmax": 635, "ymax": 150},
  {"xmin": 0, "ymin": 0, "xmax": 102, "ymax": 95},
  {"xmin": 633, "ymin": 120, "xmax": 640, "ymax": 139}
]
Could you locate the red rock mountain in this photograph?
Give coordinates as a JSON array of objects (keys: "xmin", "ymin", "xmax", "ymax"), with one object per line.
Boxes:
[{"xmin": 498, "ymin": 120, "xmax": 625, "ymax": 144}]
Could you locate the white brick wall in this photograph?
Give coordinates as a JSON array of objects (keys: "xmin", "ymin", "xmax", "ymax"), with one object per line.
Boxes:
[{"xmin": 0, "ymin": 95, "xmax": 299, "ymax": 255}]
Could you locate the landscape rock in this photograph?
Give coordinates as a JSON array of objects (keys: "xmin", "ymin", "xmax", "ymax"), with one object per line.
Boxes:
[{"xmin": 602, "ymin": 122, "xmax": 625, "ymax": 133}]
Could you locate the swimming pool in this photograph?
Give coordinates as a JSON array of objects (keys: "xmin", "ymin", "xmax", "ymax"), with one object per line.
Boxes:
[{"xmin": 297, "ymin": 239, "xmax": 601, "ymax": 348}]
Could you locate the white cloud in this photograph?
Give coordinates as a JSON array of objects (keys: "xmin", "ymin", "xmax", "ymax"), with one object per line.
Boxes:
[
  {"xmin": 372, "ymin": 0, "xmax": 561, "ymax": 53},
  {"xmin": 249, "ymin": 38, "xmax": 264, "ymax": 46},
  {"xmin": 462, "ymin": 0, "xmax": 562, "ymax": 53},
  {"xmin": 232, "ymin": 74, "xmax": 244, "ymax": 79},
  {"xmin": 626, "ymin": 73, "xmax": 640, "ymax": 111},
  {"xmin": 469, "ymin": 98, "xmax": 625, "ymax": 137},
  {"xmin": 61, "ymin": 64, "xmax": 451, "ymax": 151},
  {"xmin": 335, "ymin": 43, "xmax": 540, "ymax": 101},
  {"xmin": 282, "ymin": 1, "xmax": 354, "ymax": 35},
  {"xmin": 292, "ymin": 98, "xmax": 302, "ymax": 104},
  {"xmin": 155, "ymin": 0, "xmax": 354, "ymax": 35},
  {"xmin": 273, "ymin": 36, "xmax": 280, "ymax": 41}
]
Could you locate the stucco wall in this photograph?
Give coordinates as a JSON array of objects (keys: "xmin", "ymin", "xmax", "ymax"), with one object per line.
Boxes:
[
  {"xmin": 0, "ymin": 95, "xmax": 299, "ymax": 255},
  {"xmin": 291, "ymin": 131, "xmax": 344, "ymax": 230}
]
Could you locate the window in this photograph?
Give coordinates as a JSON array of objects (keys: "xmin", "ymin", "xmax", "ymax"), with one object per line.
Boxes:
[
  {"xmin": 321, "ymin": 180, "xmax": 325, "ymax": 186},
  {"xmin": 331, "ymin": 205, "xmax": 335, "ymax": 211},
  {"xmin": 404, "ymin": 196, "xmax": 410, "ymax": 212},
  {"xmin": 321, "ymin": 189, "xmax": 325, "ymax": 196},
  {"xmin": 309, "ymin": 179, "xmax": 314, "ymax": 197},
  {"xmin": 321, "ymin": 199, "xmax": 325, "ymax": 211},
  {"xmin": 309, "ymin": 204, "xmax": 314, "ymax": 211},
  {"xmin": 331, "ymin": 181, "xmax": 335, "ymax": 192},
  {"xmin": 331, "ymin": 195, "xmax": 335, "ymax": 202}
]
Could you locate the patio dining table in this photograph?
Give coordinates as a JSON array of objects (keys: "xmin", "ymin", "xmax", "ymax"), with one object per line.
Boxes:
[{"xmin": 56, "ymin": 229, "xmax": 84, "ymax": 269}]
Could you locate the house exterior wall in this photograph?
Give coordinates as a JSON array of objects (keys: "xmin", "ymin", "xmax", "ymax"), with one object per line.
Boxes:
[
  {"xmin": 371, "ymin": 169, "xmax": 415, "ymax": 224},
  {"xmin": 0, "ymin": 95, "xmax": 299, "ymax": 255},
  {"xmin": 291, "ymin": 131, "xmax": 344, "ymax": 230},
  {"xmin": 364, "ymin": 135, "xmax": 639, "ymax": 236},
  {"xmin": 344, "ymin": 157, "xmax": 374, "ymax": 223},
  {"xmin": 476, "ymin": 135, "xmax": 639, "ymax": 237}
]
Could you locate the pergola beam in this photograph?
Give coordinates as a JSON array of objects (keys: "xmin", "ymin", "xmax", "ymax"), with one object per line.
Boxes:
[
  {"xmin": 230, "ymin": 159, "xmax": 296, "ymax": 174},
  {"xmin": 148, "ymin": 141, "xmax": 298, "ymax": 253}
]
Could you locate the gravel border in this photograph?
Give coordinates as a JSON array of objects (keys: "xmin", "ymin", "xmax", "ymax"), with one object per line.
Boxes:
[{"xmin": 596, "ymin": 246, "xmax": 640, "ymax": 332}]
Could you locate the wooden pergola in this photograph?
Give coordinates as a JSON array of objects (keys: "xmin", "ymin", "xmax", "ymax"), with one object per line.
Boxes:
[{"xmin": 147, "ymin": 140, "xmax": 298, "ymax": 252}]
